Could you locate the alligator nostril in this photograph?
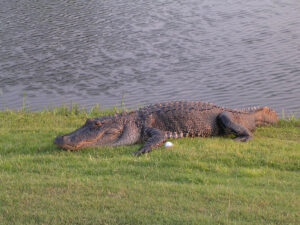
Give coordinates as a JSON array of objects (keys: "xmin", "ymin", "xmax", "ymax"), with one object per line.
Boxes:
[
  {"xmin": 54, "ymin": 135, "xmax": 72, "ymax": 147},
  {"xmin": 62, "ymin": 136, "xmax": 72, "ymax": 144}
]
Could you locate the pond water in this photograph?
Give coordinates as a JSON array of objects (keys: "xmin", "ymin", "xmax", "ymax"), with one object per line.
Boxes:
[{"xmin": 1, "ymin": 0, "xmax": 300, "ymax": 115}]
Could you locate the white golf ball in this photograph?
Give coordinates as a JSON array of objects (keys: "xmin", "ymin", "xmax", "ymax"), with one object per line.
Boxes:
[{"xmin": 164, "ymin": 141, "xmax": 173, "ymax": 147}]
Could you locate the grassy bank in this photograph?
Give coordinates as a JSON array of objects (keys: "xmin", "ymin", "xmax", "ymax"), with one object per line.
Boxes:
[{"xmin": 0, "ymin": 107, "xmax": 299, "ymax": 225}]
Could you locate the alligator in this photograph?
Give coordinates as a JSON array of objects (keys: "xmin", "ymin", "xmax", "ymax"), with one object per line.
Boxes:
[{"xmin": 54, "ymin": 101, "xmax": 278, "ymax": 155}]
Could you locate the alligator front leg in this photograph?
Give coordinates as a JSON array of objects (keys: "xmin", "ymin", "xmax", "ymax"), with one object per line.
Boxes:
[
  {"xmin": 133, "ymin": 127, "xmax": 166, "ymax": 155},
  {"xmin": 217, "ymin": 112, "xmax": 253, "ymax": 142}
]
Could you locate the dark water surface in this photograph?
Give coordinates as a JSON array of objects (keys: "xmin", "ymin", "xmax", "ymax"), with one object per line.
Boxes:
[{"xmin": 1, "ymin": 0, "xmax": 300, "ymax": 114}]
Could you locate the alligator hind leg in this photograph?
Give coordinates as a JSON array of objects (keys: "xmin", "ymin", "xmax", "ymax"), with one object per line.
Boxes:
[
  {"xmin": 133, "ymin": 127, "xmax": 166, "ymax": 155},
  {"xmin": 217, "ymin": 112, "xmax": 253, "ymax": 142}
]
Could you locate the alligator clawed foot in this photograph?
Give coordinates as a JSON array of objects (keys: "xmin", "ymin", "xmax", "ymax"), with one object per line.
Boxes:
[
  {"xmin": 133, "ymin": 148, "xmax": 151, "ymax": 155},
  {"xmin": 233, "ymin": 136, "xmax": 252, "ymax": 142}
]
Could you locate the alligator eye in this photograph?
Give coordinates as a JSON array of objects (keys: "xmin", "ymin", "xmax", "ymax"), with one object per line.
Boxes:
[{"xmin": 95, "ymin": 121, "xmax": 101, "ymax": 126}]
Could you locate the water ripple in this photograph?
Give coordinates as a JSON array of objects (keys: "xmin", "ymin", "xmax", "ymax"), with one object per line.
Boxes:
[{"xmin": 0, "ymin": 0, "xmax": 300, "ymax": 114}]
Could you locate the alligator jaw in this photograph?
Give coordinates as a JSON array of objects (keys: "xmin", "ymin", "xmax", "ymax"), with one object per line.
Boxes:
[{"xmin": 54, "ymin": 131, "xmax": 106, "ymax": 150}]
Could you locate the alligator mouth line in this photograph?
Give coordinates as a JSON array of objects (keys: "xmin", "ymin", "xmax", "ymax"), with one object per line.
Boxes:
[
  {"xmin": 58, "ymin": 139, "xmax": 99, "ymax": 150},
  {"xmin": 61, "ymin": 139, "xmax": 103, "ymax": 150},
  {"xmin": 56, "ymin": 130, "xmax": 106, "ymax": 150},
  {"xmin": 59, "ymin": 143, "xmax": 79, "ymax": 151}
]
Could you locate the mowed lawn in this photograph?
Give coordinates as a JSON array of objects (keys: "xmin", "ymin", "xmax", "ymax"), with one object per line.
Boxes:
[{"xmin": 0, "ymin": 108, "xmax": 299, "ymax": 225}]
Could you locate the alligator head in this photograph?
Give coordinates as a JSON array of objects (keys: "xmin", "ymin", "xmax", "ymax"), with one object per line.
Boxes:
[
  {"xmin": 253, "ymin": 106, "xmax": 279, "ymax": 126},
  {"xmin": 54, "ymin": 114, "xmax": 140, "ymax": 150}
]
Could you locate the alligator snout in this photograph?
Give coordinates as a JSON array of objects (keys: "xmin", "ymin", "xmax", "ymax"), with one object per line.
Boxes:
[
  {"xmin": 54, "ymin": 135, "xmax": 62, "ymax": 145},
  {"xmin": 54, "ymin": 135, "xmax": 74, "ymax": 149}
]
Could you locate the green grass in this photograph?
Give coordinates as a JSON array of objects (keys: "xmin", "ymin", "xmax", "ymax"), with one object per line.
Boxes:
[{"xmin": 0, "ymin": 106, "xmax": 299, "ymax": 225}]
